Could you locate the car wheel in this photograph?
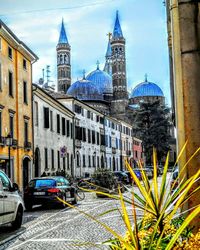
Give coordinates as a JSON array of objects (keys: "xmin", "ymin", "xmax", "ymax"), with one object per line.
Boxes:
[
  {"xmin": 11, "ymin": 206, "xmax": 23, "ymax": 230},
  {"xmin": 25, "ymin": 202, "xmax": 32, "ymax": 211},
  {"xmin": 61, "ymin": 194, "xmax": 67, "ymax": 208}
]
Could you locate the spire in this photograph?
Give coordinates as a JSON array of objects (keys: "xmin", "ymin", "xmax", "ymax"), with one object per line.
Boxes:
[
  {"xmin": 58, "ymin": 19, "xmax": 69, "ymax": 44},
  {"xmin": 96, "ymin": 60, "xmax": 100, "ymax": 70},
  {"xmin": 113, "ymin": 10, "xmax": 123, "ymax": 38}
]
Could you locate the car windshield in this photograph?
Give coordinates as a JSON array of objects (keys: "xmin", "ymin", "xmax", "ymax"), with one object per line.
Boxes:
[{"xmin": 35, "ymin": 179, "xmax": 56, "ymax": 188}]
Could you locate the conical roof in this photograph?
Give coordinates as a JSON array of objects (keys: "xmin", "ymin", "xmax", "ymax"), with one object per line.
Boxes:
[
  {"xmin": 113, "ymin": 11, "xmax": 123, "ymax": 38},
  {"xmin": 58, "ymin": 19, "xmax": 69, "ymax": 44}
]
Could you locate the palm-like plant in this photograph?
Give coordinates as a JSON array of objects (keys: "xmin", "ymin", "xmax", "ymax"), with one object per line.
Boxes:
[{"xmin": 58, "ymin": 144, "xmax": 200, "ymax": 249}]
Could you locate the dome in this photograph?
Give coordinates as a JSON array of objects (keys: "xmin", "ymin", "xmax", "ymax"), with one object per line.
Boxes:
[
  {"xmin": 131, "ymin": 80, "xmax": 164, "ymax": 98},
  {"xmin": 67, "ymin": 79, "xmax": 103, "ymax": 101},
  {"xmin": 86, "ymin": 67, "xmax": 113, "ymax": 94}
]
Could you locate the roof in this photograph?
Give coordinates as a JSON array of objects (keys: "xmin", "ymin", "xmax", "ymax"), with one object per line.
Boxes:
[
  {"xmin": 86, "ymin": 66, "xmax": 113, "ymax": 94},
  {"xmin": 0, "ymin": 19, "xmax": 38, "ymax": 62},
  {"xmin": 131, "ymin": 79, "xmax": 164, "ymax": 98},
  {"xmin": 105, "ymin": 40, "xmax": 112, "ymax": 57},
  {"xmin": 113, "ymin": 11, "xmax": 123, "ymax": 38},
  {"xmin": 58, "ymin": 19, "xmax": 69, "ymax": 44}
]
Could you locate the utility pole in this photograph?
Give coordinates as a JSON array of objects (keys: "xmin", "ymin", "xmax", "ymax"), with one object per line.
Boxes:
[{"xmin": 168, "ymin": 0, "xmax": 200, "ymax": 231}]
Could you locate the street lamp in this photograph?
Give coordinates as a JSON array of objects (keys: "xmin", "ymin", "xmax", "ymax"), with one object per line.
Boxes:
[{"xmin": 5, "ymin": 134, "xmax": 12, "ymax": 177}]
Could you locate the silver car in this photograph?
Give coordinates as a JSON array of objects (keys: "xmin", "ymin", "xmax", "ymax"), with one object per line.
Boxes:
[{"xmin": 0, "ymin": 170, "xmax": 24, "ymax": 229}]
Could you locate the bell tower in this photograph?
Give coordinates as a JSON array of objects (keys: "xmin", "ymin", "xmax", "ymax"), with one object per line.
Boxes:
[
  {"xmin": 111, "ymin": 11, "xmax": 128, "ymax": 117},
  {"xmin": 57, "ymin": 19, "xmax": 71, "ymax": 93}
]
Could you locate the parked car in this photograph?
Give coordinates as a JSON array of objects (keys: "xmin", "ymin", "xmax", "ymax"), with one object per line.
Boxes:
[
  {"xmin": 146, "ymin": 165, "xmax": 162, "ymax": 176},
  {"xmin": 0, "ymin": 170, "xmax": 24, "ymax": 229},
  {"xmin": 24, "ymin": 176, "xmax": 77, "ymax": 210},
  {"xmin": 170, "ymin": 167, "xmax": 179, "ymax": 193},
  {"xmin": 113, "ymin": 171, "xmax": 129, "ymax": 184},
  {"xmin": 133, "ymin": 168, "xmax": 153, "ymax": 179}
]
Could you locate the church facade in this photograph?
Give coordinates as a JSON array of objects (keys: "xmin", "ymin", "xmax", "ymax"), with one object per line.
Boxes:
[{"xmin": 56, "ymin": 11, "xmax": 165, "ymax": 122}]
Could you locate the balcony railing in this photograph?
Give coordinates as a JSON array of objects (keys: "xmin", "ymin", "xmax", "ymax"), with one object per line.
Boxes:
[
  {"xmin": 112, "ymin": 147, "xmax": 116, "ymax": 154},
  {"xmin": 12, "ymin": 139, "xmax": 18, "ymax": 148},
  {"xmin": 24, "ymin": 141, "xmax": 32, "ymax": 150},
  {"xmin": 100, "ymin": 145, "xmax": 106, "ymax": 152},
  {"xmin": 75, "ymin": 139, "xmax": 81, "ymax": 148}
]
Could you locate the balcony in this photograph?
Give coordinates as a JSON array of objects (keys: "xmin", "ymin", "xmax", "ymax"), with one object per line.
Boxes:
[
  {"xmin": 112, "ymin": 147, "xmax": 116, "ymax": 154},
  {"xmin": 126, "ymin": 150, "xmax": 132, "ymax": 156},
  {"xmin": 24, "ymin": 141, "xmax": 32, "ymax": 150},
  {"xmin": 12, "ymin": 139, "xmax": 18, "ymax": 148},
  {"xmin": 75, "ymin": 139, "xmax": 81, "ymax": 148},
  {"xmin": 100, "ymin": 145, "xmax": 106, "ymax": 152},
  {"xmin": 0, "ymin": 136, "xmax": 5, "ymax": 146}
]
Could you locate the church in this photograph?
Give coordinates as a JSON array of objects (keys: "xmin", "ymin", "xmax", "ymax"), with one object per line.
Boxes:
[{"xmin": 56, "ymin": 11, "xmax": 165, "ymax": 122}]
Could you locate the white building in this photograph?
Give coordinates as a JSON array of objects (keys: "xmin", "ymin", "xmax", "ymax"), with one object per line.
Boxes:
[{"xmin": 32, "ymin": 85, "xmax": 75, "ymax": 177}]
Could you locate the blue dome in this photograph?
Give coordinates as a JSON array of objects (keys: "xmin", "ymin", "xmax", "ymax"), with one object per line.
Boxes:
[
  {"xmin": 67, "ymin": 79, "xmax": 103, "ymax": 101},
  {"xmin": 131, "ymin": 81, "xmax": 164, "ymax": 98},
  {"xmin": 86, "ymin": 68, "xmax": 113, "ymax": 94}
]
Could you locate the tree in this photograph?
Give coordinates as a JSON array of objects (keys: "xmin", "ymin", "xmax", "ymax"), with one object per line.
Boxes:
[{"xmin": 133, "ymin": 100, "xmax": 172, "ymax": 164}]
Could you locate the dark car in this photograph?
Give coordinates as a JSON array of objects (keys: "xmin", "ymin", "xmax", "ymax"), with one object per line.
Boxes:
[
  {"xmin": 146, "ymin": 165, "xmax": 162, "ymax": 176},
  {"xmin": 113, "ymin": 171, "xmax": 129, "ymax": 184},
  {"xmin": 24, "ymin": 176, "xmax": 77, "ymax": 210}
]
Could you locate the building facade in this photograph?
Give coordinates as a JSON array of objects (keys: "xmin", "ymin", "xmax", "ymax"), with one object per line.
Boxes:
[
  {"xmin": 0, "ymin": 20, "xmax": 38, "ymax": 189},
  {"xmin": 33, "ymin": 85, "xmax": 74, "ymax": 177}
]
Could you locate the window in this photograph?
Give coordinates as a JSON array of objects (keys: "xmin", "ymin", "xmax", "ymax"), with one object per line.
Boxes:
[
  {"xmin": 100, "ymin": 117, "xmax": 104, "ymax": 124},
  {"xmin": 97, "ymin": 132, "xmax": 99, "ymax": 145},
  {"xmin": 45, "ymin": 148, "xmax": 48, "ymax": 170},
  {"xmin": 88, "ymin": 155, "xmax": 91, "ymax": 167},
  {"xmin": 66, "ymin": 120, "xmax": 70, "ymax": 137},
  {"xmin": 93, "ymin": 155, "xmax": 96, "ymax": 168},
  {"xmin": 87, "ymin": 110, "xmax": 90, "ymax": 119},
  {"xmin": 74, "ymin": 104, "xmax": 81, "ymax": 114},
  {"xmin": 23, "ymin": 81, "xmax": 27, "ymax": 104},
  {"xmin": 44, "ymin": 107, "xmax": 49, "ymax": 129},
  {"xmin": 83, "ymin": 155, "xmax": 86, "ymax": 167},
  {"xmin": 91, "ymin": 112, "xmax": 93, "ymax": 120},
  {"xmin": 97, "ymin": 156, "xmax": 99, "ymax": 168},
  {"xmin": 96, "ymin": 115, "xmax": 99, "ymax": 122},
  {"xmin": 57, "ymin": 114, "xmax": 60, "ymax": 133},
  {"xmin": 0, "ymin": 63, "xmax": 2, "ymax": 91},
  {"xmin": 62, "ymin": 117, "xmax": 66, "ymax": 135},
  {"xmin": 67, "ymin": 153, "xmax": 69, "ymax": 170},
  {"xmin": 75, "ymin": 126, "xmax": 82, "ymax": 140},
  {"xmin": 88, "ymin": 129, "xmax": 91, "ymax": 143},
  {"xmin": 57, "ymin": 150, "xmax": 60, "ymax": 169},
  {"xmin": 100, "ymin": 134, "xmax": 105, "ymax": 146},
  {"xmin": 51, "ymin": 149, "xmax": 54, "ymax": 169},
  {"xmin": 23, "ymin": 59, "xmax": 27, "ymax": 70},
  {"xmin": 9, "ymin": 115, "xmax": 14, "ymax": 138},
  {"xmin": 70, "ymin": 123, "xmax": 73, "ymax": 139},
  {"xmin": 8, "ymin": 71, "xmax": 13, "ymax": 97},
  {"xmin": 34, "ymin": 101, "xmax": 38, "ymax": 126},
  {"xmin": 50, "ymin": 110, "xmax": 53, "ymax": 131},
  {"xmin": 24, "ymin": 120, "xmax": 28, "ymax": 143},
  {"xmin": 92, "ymin": 130, "xmax": 95, "ymax": 144},
  {"xmin": 8, "ymin": 46, "xmax": 12, "ymax": 59},
  {"xmin": 0, "ymin": 171, "xmax": 10, "ymax": 191},
  {"xmin": 63, "ymin": 157, "xmax": 66, "ymax": 172},
  {"xmin": 82, "ymin": 128, "xmax": 86, "ymax": 142},
  {"xmin": 109, "ymin": 136, "xmax": 112, "ymax": 148}
]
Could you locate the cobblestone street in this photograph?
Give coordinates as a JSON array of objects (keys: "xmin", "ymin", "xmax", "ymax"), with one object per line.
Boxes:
[{"xmin": 0, "ymin": 191, "xmax": 135, "ymax": 250}]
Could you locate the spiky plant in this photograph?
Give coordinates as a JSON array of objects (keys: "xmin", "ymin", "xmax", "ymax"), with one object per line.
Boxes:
[{"xmin": 58, "ymin": 143, "xmax": 200, "ymax": 250}]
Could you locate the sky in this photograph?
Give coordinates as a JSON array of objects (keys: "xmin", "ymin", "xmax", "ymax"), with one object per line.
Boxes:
[{"xmin": 0, "ymin": 0, "xmax": 171, "ymax": 105}]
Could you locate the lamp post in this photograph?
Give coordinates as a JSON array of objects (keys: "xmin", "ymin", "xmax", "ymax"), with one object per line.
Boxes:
[{"xmin": 5, "ymin": 134, "xmax": 12, "ymax": 177}]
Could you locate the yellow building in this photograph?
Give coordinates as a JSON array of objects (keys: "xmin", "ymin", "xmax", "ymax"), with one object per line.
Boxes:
[{"xmin": 0, "ymin": 20, "xmax": 38, "ymax": 190}]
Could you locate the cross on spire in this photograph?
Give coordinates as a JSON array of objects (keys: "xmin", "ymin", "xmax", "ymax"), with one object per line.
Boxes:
[
  {"xmin": 96, "ymin": 60, "xmax": 100, "ymax": 70},
  {"xmin": 145, "ymin": 73, "xmax": 148, "ymax": 82},
  {"xmin": 82, "ymin": 69, "xmax": 86, "ymax": 80},
  {"xmin": 107, "ymin": 32, "xmax": 112, "ymax": 41}
]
